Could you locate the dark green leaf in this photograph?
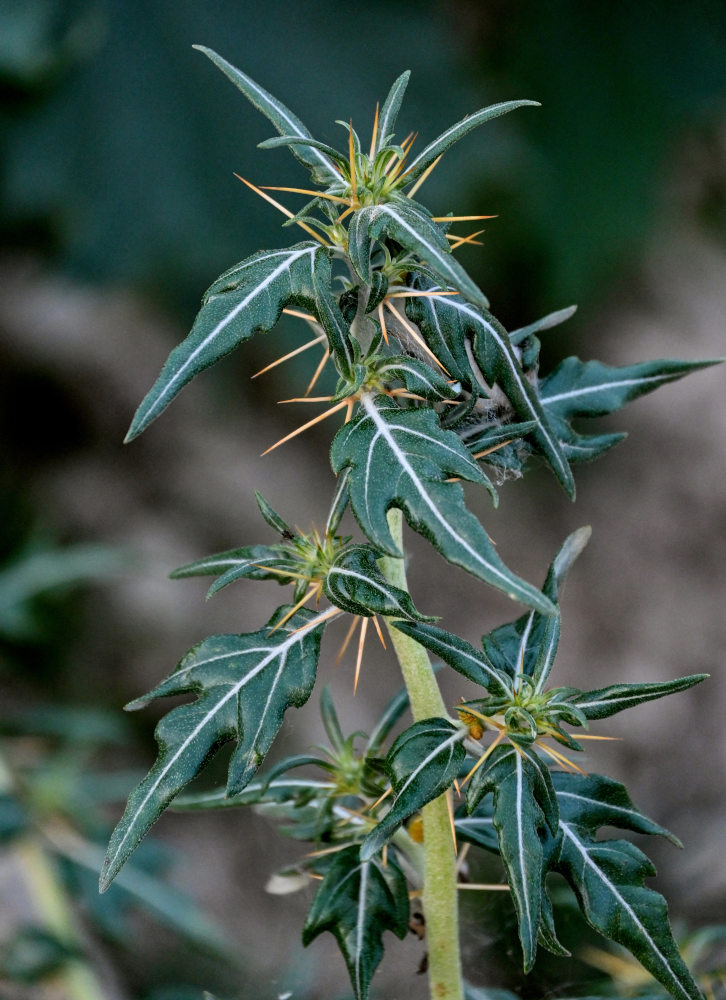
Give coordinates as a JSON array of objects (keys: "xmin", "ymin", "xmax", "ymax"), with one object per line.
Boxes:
[
  {"xmin": 553, "ymin": 772, "xmax": 679, "ymax": 844},
  {"xmin": 193, "ymin": 47, "xmax": 340, "ymax": 185},
  {"xmin": 257, "ymin": 134, "xmax": 350, "ymax": 172},
  {"xmin": 465, "ymin": 744, "xmax": 556, "ymax": 971},
  {"xmin": 401, "ymin": 99, "xmax": 540, "ymax": 187},
  {"xmin": 361, "ymin": 717, "xmax": 465, "ymax": 859},
  {"xmin": 348, "ymin": 198, "xmax": 489, "ymax": 309},
  {"xmin": 509, "ymin": 305, "xmax": 578, "ymax": 346},
  {"xmin": 568, "ymin": 674, "xmax": 707, "ymax": 721},
  {"xmin": 323, "ymin": 545, "xmax": 432, "ymax": 621},
  {"xmin": 539, "ymin": 357, "xmax": 719, "ymax": 420},
  {"xmin": 126, "ymin": 243, "xmax": 322, "ymax": 441},
  {"xmin": 302, "ymin": 845, "xmax": 409, "ymax": 1000},
  {"xmin": 430, "ymin": 294, "xmax": 575, "ymax": 495},
  {"xmin": 376, "ymin": 71, "xmax": 411, "ymax": 150},
  {"xmin": 391, "ymin": 621, "xmax": 512, "ymax": 698},
  {"xmin": 254, "ymin": 491, "xmax": 294, "ymax": 537},
  {"xmin": 172, "ymin": 775, "xmax": 335, "ymax": 811},
  {"xmin": 170, "ymin": 545, "xmax": 292, "ymax": 596},
  {"xmin": 375, "ymin": 355, "xmax": 461, "ymax": 400},
  {"xmin": 331, "ymin": 394, "xmax": 554, "ymax": 613},
  {"xmin": 100, "ymin": 606, "xmax": 329, "ymax": 890}
]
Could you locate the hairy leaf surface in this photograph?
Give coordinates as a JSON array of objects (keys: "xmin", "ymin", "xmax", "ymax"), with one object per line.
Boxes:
[
  {"xmin": 567, "ymin": 674, "xmax": 707, "ymax": 721},
  {"xmin": 126, "ymin": 244, "xmax": 353, "ymax": 440},
  {"xmin": 361, "ymin": 718, "xmax": 465, "ymax": 859},
  {"xmin": 376, "ymin": 71, "xmax": 411, "ymax": 151},
  {"xmin": 348, "ymin": 199, "xmax": 489, "ymax": 309},
  {"xmin": 401, "ymin": 99, "xmax": 540, "ymax": 186},
  {"xmin": 302, "ymin": 845, "xmax": 409, "ymax": 1000},
  {"xmin": 323, "ymin": 545, "xmax": 432, "ymax": 621},
  {"xmin": 194, "ymin": 47, "xmax": 340, "ymax": 185},
  {"xmin": 554, "ymin": 775, "xmax": 702, "ymax": 1000},
  {"xmin": 465, "ymin": 744, "xmax": 556, "ymax": 970},
  {"xmin": 101, "ymin": 607, "xmax": 328, "ymax": 890},
  {"xmin": 331, "ymin": 394, "xmax": 554, "ymax": 612},
  {"xmin": 170, "ymin": 544, "xmax": 293, "ymax": 597}
]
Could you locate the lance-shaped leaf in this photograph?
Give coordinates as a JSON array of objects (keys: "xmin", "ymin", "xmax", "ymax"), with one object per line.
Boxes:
[
  {"xmin": 126, "ymin": 244, "xmax": 354, "ymax": 441},
  {"xmin": 481, "ymin": 527, "xmax": 591, "ymax": 690},
  {"xmin": 424, "ymin": 293, "xmax": 574, "ymax": 495},
  {"xmin": 100, "ymin": 607, "xmax": 329, "ymax": 890},
  {"xmin": 348, "ymin": 198, "xmax": 489, "ymax": 310},
  {"xmin": 465, "ymin": 744, "xmax": 556, "ymax": 971},
  {"xmin": 375, "ymin": 70, "xmax": 410, "ymax": 151},
  {"xmin": 392, "ymin": 621, "xmax": 513, "ymax": 698},
  {"xmin": 566, "ymin": 674, "xmax": 707, "ymax": 721},
  {"xmin": 553, "ymin": 773, "xmax": 702, "ymax": 1000},
  {"xmin": 400, "ymin": 99, "xmax": 540, "ymax": 187},
  {"xmin": 539, "ymin": 357, "xmax": 720, "ymax": 421},
  {"xmin": 553, "ymin": 772, "xmax": 680, "ymax": 844},
  {"xmin": 173, "ymin": 776, "xmax": 335, "ymax": 811},
  {"xmin": 455, "ymin": 797, "xmax": 499, "ymax": 852},
  {"xmin": 509, "ymin": 305, "xmax": 578, "ymax": 346},
  {"xmin": 361, "ymin": 718, "xmax": 466, "ymax": 859},
  {"xmin": 323, "ymin": 545, "xmax": 432, "ymax": 621},
  {"xmin": 170, "ymin": 544, "xmax": 294, "ymax": 597},
  {"xmin": 302, "ymin": 845, "xmax": 409, "ymax": 1000},
  {"xmin": 193, "ymin": 46, "xmax": 340, "ymax": 185},
  {"xmin": 331, "ymin": 394, "xmax": 554, "ymax": 613}
]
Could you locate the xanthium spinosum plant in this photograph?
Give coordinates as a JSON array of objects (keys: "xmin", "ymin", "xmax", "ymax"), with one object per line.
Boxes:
[{"xmin": 102, "ymin": 47, "xmax": 721, "ymax": 1000}]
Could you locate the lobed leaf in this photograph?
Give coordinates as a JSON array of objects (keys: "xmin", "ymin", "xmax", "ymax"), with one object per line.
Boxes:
[
  {"xmin": 480, "ymin": 527, "xmax": 590, "ymax": 691},
  {"xmin": 361, "ymin": 717, "xmax": 466, "ymax": 859},
  {"xmin": 302, "ymin": 845, "xmax": 409, "ymax": 1000},
  {"xmin": 539, "ymin": 357, "xmax": 720, "ymax": 420},
  {"xmin": 193, "ymin": 47, "xmax": 340, "ymax": 185},
  {"xmin": 100, "ymin": 606, "xmax": 329, "ymax": 890},
  {"xmin": 127, "ymin": 244, "xmax": 314, "ymax": 440},
  {"xmin": 375, "ymin": 355, "xmax": 462, "ymax": 400},
  {"xmin": 323, "ymin": 544, "xmax": 433, "ymax": 621},
  {"xmin": 331, "ymin": 394, "xmax": 554, "ymax": 613},
  {"xmin": 465, "ymin": 744, "xmax": 556, "ymax": 971},
  {"xmin": 551, "ymin": 772, "xmax": 702, "ymax": 1000}
]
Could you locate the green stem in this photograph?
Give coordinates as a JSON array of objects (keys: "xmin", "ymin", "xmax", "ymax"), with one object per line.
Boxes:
[{"xmin": 379, "ymin": 509, "xmax": 464, "ymax": 1000}]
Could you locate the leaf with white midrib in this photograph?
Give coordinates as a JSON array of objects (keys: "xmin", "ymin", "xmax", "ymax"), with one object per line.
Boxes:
[
  {"xmin": 425, "ymin": 293, "xmax": 574, "ymax": 495},
  {"xmin": 100, "ymin": 606, "xmax": 329, "ymax": 890},
  {"xmin": 330, "ymin": 394, "xmax": 554, "ymax": 613},
  {"xmin": 348, "ymin": 199, "xmax": 489, "ymax": 309},
  {"xmin": 401, "ymin": 99, "xmax": 540, "ymax": 186},
  {"xmin": 126, "ymin": 243, "xmax": 354, "ymax": 441},
  {"xmin": 567, "ymin": 674, "xmax": 707, "ymax": 720},
  {"xmin": 302, "ymin": 845, "xmax": 409, "ymax": 1000},
  {"xmin": 323, "ymin": 545, "xmax": 432, "ymax": 621},
  {"xmin": 193, "ymin": 47, "xmax": 340, "ymax": 184},
  {"xmin": 558, "ymin": 823, "xmax": 701, "ymax": 1000},
  {"xmin": 376, "ymin": 70, "xmax": 410, "ymax": 151},
  {"xmin": 361, "ymin": 717, "xmax": 466, "ymax": 859},
  {"xmin": 539, "ymin": 357, "xmax": 720, "ymax": 418}
]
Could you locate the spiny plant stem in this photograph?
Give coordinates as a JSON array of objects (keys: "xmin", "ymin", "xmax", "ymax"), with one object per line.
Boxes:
[{"xmin": 379, "ymin": 509, "xmax": 464, "ymax": 1000}]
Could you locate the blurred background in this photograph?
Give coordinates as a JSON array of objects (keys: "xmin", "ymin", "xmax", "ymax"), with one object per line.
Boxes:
[{"xmin": 1, "ymin": 1, "xmax": 725, "ymax": 997}]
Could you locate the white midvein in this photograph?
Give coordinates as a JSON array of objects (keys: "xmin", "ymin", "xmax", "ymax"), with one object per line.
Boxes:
[
  {"xmin": 514, "ymin": 611, "xmax": 535, "ymax": 693},
  {"xmin": 404, "ymin": 104, "xmax": 516, "ymax": 180},
  {"xmin": 377, "ymin": 74, "xmax": 409, "ymax": 152},
  {"xmin": 574, "ymin": 689, "xmax": 668, "ymax": 712},
  {"xmin": 413, "ymin": 629, "xmax": 509, "ymax": 693},
  {"xmin": 105, "ymin": 609, "xmax": 330, "ymax": 877},
  {"xmin": 376, "ymin": 204, "xmax": 482, "ymax": 302},
  {"xmin": 328, "ymin": 566, "xmax": 408, "ymax": 616},
  {"xmin": 218, "ymin": 58, "xmax": 339, "ymax": 182},
  {"xmin": 559, "ymin": 822, "xmax": 690, "ymax": 1000},
  {"xmin": 541, "ymin": 373, "xmax": 676, "ymax": 406},
  {"xmin": 434, "ymin": 297, "xmax": 570, "ymax": 483},
  {"xmin": 391, "ymin": 727, "xmax": 462, "ymax": 804},
  {"xmin": 515, "ymin": 753, "xmax": 534, "ymax": 939},
  {"xmin": 360, "ymin": 395, "xmax": 513, "ymax": 591},
  {"xmin": 182, "ymin": 778, "xmax": 334, "ymax": 805},
  {"xmin": 146, "ymin": 246, "xmax": 316, "ymax": 414},
  {"xmin": 556, "ymin": 790, "xmax": 644, "ymax": 823},
  {"xmin": 534, "ymin": 615, "xmax": 559, "ymax": 694}
]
